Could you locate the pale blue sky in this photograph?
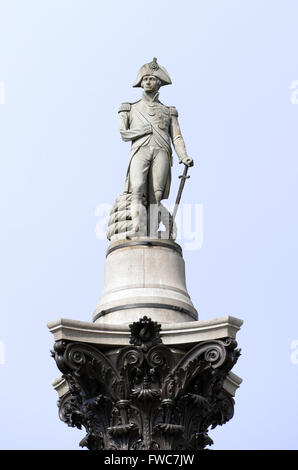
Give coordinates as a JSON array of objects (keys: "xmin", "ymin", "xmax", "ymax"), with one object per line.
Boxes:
[{"xmin": 0, "ymin": 0, "xmax": 298, "ymax": 449}]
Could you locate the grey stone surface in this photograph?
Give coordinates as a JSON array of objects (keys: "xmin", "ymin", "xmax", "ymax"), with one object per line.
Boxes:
[
  {"xmin": 93, "ymin": 239, "xmax": 198, "ymax": 324},
  {"xmin": 223, "ymin": 371, "xmax": 243, "ymax": 397},
  {"xmin": 47, "ymin": 315, "xmax": 243, "ymax": 347}
]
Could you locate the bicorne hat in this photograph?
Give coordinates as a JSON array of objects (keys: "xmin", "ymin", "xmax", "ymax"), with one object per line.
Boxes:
[{"xmin": 133, "ymin": 58, "xmax": 172, "ymax": 88}]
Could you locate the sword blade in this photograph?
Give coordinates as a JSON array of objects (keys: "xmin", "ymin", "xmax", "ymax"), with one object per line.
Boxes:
[{"xmin": 170, "ymin": 164, "xmax": 190, "ymax": 237}]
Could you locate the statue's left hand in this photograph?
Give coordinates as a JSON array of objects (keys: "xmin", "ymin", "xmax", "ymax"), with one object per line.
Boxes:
[{"xmin": 181, "ymin": 156, "xmax": 194, "ymax": 167}]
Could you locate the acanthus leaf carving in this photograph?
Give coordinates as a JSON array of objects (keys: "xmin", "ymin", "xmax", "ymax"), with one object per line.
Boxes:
[{"xmin": 51, "ymin": 319, "xmax": 240, "ymax": 450}]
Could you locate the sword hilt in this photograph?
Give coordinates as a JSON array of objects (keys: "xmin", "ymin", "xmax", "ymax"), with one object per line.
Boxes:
[
  {"xmin": 178, "ymin": 164, "xmax": 190, "ymax": 180},
  {"xmin": 179, "ymin": 174, "xmax": 190, "ymax": 180}
]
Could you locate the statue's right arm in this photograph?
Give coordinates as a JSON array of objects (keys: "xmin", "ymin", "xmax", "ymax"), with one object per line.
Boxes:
[{"xmin": 118, "ymin": 103, "xmax": 152, "ymax": 142}]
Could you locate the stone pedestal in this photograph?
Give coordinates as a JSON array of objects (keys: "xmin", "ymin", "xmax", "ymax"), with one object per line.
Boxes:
[
  {"xmin": 93, "ymin": 239, "xmax": 197, "ymax": 324},
  {"xmin": 48, "ymin": 240, "xmax": 243, "ymax": 450}
]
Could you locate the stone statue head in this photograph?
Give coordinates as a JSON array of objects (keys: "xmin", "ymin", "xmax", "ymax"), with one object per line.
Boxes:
[
  {"xmin": 140, "ymin": 75, "xmax": 161, "ymax": 93},
  {"xmin": 133, "ymin": 57, "xmax": 172, "ymax": 88}
]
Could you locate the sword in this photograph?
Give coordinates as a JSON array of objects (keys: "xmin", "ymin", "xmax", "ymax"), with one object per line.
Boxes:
[{"xmin": 169, "ymin": 164, "xmax": 190, "ymax": 238}]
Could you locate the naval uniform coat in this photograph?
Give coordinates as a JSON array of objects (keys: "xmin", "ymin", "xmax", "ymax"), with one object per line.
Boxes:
[{"xmin": 118, "ymin": 92, "xmax": 188, "ymax": 200}]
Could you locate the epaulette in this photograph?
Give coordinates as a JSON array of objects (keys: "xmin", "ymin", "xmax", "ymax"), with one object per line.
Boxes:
[
  {"xmin": 118, "ymin": 102, "xmax": 131, "ymax": 113},
  {"xmin": 169, "ymin": 106, "xmax": 178, "ymax": 117}
]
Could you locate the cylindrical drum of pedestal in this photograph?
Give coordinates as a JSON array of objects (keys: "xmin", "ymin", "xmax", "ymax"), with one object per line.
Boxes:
[{"xmin": 93, "ymin": 238, "xmax": 198, "ymax": 324}]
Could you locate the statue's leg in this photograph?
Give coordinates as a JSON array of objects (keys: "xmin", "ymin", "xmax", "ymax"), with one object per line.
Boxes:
[
  {"xmin": 147, "ymin": 164, "xmax": 158, "ymax": 237},
  {"xmin": 151, "ymin": 149, "xmax": 170, "ymax": 204},
  {"xmin": 149, "ymin": 149, "xmax": 170, "ymax": 237},
  {"xmin": 129, "ymin": 148, "xmax": 151, "ymax": 234}
]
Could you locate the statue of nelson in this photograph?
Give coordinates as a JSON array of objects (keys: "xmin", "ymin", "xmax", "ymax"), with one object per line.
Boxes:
[{"xmin": 118, "ymin": 58, "xmax": 193, "ymax": 232}]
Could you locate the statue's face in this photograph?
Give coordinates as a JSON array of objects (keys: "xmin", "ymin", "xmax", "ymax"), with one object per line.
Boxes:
[{"xmin": 141, "ymin": 75, "xmax": 160, "ymax": 92}]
